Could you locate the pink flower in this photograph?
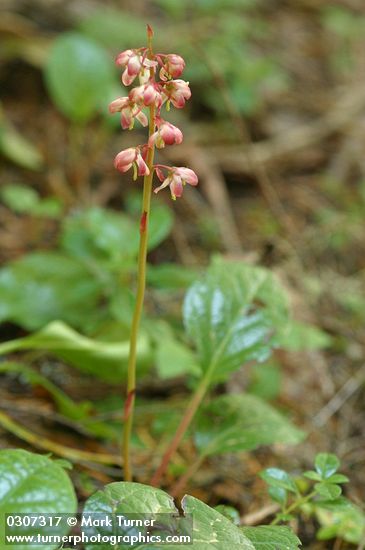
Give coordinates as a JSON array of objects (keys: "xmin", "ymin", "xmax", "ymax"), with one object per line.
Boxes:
[
  {"xmin": 114, "ymin": 147, "xmax": 150, "ymax": 177},
  {"xmin": 115, "ymin": 49, "xmax": 142, "ymax": 86},
  {"xmin": 129, "ymin": 83, "xmax": 162, "ymax": 107},
  {"xmin": 162, "ymin": 79, "xmax": 191, "ymax": 109},
  {"xmin": 160, "ymin": 54, "xmax": 185, "ymax": 80},
  {"xmin": 148, "ymin": 120, "xmax": 183, "ymax": 149},
  {"xmin": 109, "ymin": 97, "xmax": 148, "ymax": 130},
  {"xmin": 154, "ymin": 166, "xmax": 198, "ymax": 199}
]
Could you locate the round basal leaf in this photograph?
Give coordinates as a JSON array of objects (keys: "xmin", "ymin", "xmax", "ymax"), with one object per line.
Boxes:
[
  {"xmin": 195, "ymin": 393, "xmax": 304, "ymax": 457},
  {"xmin": 315, "ymin": 453, "xmax": 340, "ymax": 479},
  {"xmin": 0, "ymin": 449, "xmax": 77, "ymax": 550},
  {"xmin": 241, "ymin": 526, "xmax": 301, "ymax": 550},
  {"xmin": 260, "ymin": 468, "xmax": 298, "ymax": 494},
  {"xmin": 44, "ymin": 33, "xmax": 115, "ymax": 123},
  {"xmin": 83, "ymin": 482, "xmax": 255, "ymax": 549},
  {"xmin": 183, "ymin": 258, "xmax": 288, "ymax": 383}
]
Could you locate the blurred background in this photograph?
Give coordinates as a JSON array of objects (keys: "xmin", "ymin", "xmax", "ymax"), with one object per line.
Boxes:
[{"xmin": 1, "ymin": 0, "xmax": 365, "ymax": 547}]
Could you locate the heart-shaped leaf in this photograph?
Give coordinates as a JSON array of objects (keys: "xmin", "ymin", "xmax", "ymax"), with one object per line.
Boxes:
[
  {"xmin": 195, "ymin": 394, "xmax": 304, "ymax": 457},
  {"xmin": 83, "ymin": 482, "xmax": 255, "ymax": 549},
  {"xmin": 183, "ymin": 258, "xmax": 288, "ymax": 383},
  {"xmin": 0, "ymin": 449, "xmax": 77, "ymax": 550}
]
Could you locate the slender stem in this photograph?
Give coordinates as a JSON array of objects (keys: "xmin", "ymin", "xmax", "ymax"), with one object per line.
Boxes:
[
  {"xmin": 151, "ymin": 306, "xmax": 235, "ymax": 486},
  {"xmin": 270, "ymin": 490, "xmax": 317, "ymax": 525},
  {"xmin": 150, "ymin": 367, "xmax": 212, "ymax": 487},
  {"xmin": 170, "ymin": 454, "xmax": 205, "ymax": 497},
  {"xmin": 123, "ymin": 32, "xmax": 155, "ymax": 482}
]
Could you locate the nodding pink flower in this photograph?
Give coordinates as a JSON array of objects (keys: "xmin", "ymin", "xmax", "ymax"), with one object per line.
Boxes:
[
  {"xmin": 115, "ymin": 49, "xmax": 142, "ymax": 86},
  {"xmin": 109, "ymin": 97, "xmax": 148, "ymax": 130},
  {"xmin": 149, "ymin": 120, "xmax": 183, "ymax": 149},
  {"xmin": 129, "ymin": 83, "xmax": 162, "ymax": 107},
  {"xmin": 114, "ymin": 147, "xmax": 150, "ymax": 177},
  {"xmin": 154, "ymin": 166, "xmax": 198, "ymax": 199},
  {"xmin": 162, "ymin": 79, "xmax": 191, "ymax": 109},
  {"xmin": 160, "ymin": 54, "xmax": 185, "ymax": 80}
]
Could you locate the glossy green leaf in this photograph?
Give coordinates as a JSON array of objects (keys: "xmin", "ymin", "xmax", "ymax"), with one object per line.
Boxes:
[
  {"xmin": 241, "ymin": 526, "xmax": 301, "ymax": 550},
  {"xmin": 195, "ymin": 394, "xmax": 304, "ymax": 457},
  {"xmin": 0, "ymin": 449, "xmax": 77, "ymax": 550},
  {"xmin": 83, "ymin": 482, "xmax": 255, "ymax": 549},
  {"xmin": 0, "ymin": 252, "xmax": 102, "ymax": 330},
  {"xmin": 0, "ymin": 321, "xmax": 151, "ymax": 383},
  {"xmin": 44, "ymin": 33, "xmax": 116, "ymax": 122},
  {"xmin": 260, "ymin": 468, "xmax": 298, "ymax": 494},
  {"xmin": 183, "ymin": 258, "xmax": 288, "ymax": 382},
  {"xmin": 315, "ymin": 453, "xmax": 340, "ymax": 479}
]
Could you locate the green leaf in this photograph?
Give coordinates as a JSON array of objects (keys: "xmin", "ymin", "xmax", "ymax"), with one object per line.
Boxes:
[
  {"xmin": 147, "ymin": 263, "xmax": 198, "ymax": 290},
  {"xmin": 0, "ymin": 449, "xmax": 77, "ymax": 550},
  {"xmin": 315, "ymin": 482, "xmax": 342, "ymax": 500},
  {"xmin": 247, "ymin": 362, "xmax": 282, "ymax": 400},
  {"xmin": 277, "ymin": 321, "xmax": 332, "ymax": 351},
  {"xmin": 195, "ymin": 394, "xmax": 304, "ymax": 457},
  {"xmin": 183, "ymin": 258, "xmax": 288, "ymax": 383},
  {"xmin": 155, "ymin": 337, "xmax": 200, "ymax": 379},
  {"xmin": 0, "ymin": 116, "xmax": 43, "ymax": 170},
  {"xmin": 314, "ymin": 497, "xmax": 355, "ymax": 512},
  {"xmin": 61, "ymin": 207, "xmax": 139, "ymax": 267},
  {"xmin": 325, "ymin": 474, "xmax": 349, "ymax": 484},
  {"xmin": 148, "ymin": 203, "xmax": 174, "ymax": 250},
  {"xmin": 0, "ymin": 184, "xmax": 62, "ymax": 217},
  {"xmin": 214, "ymin": 505, "xmax": 240, "ymax": 525},
  {"xmin": 78, "ymin": 10, "xmax": 149, "ymax": 51},
  {"xmin": 268, "ymin": 486, "xmax": 287, "ymax": 506},
  {"xmin": 0, "ymin": 321, "xmax": 151, "ymax": 383},
  {"xmin": 260, "ymin": 468, "xmax": 298, "ymax": 494},
  {"xmin": 316, "ymin": 503, "xmax": 365, "ymax": 544},
  {"xmin": 44, "ymin": 33, "xmax": 116, "ymax": 122},
  {"xmin": 241, "ymin": 526, "xmax": 301, "ymax": 550},
  {"xmin": 303, "ymin": 470, "xmax": 322, "ymax": 482},
  {"xmin": 315, "ymin": 453, "xmax": 340, "ymax": 479},
  {"xmin": 60, "ymin": 205, "xmax": 173, "ymax": 270},
  {"xmin": 0, "ymin": 252, "xmax": 102, "ymax": 330},
  {"xmin": 83, "ymin": 482, "xmax": 255, "ymax": 549}
]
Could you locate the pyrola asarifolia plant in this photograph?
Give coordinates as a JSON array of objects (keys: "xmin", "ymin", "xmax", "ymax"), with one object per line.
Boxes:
[{"xmin": 110, "ymin": 25, "xmax": 198, "ymax": 481}]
